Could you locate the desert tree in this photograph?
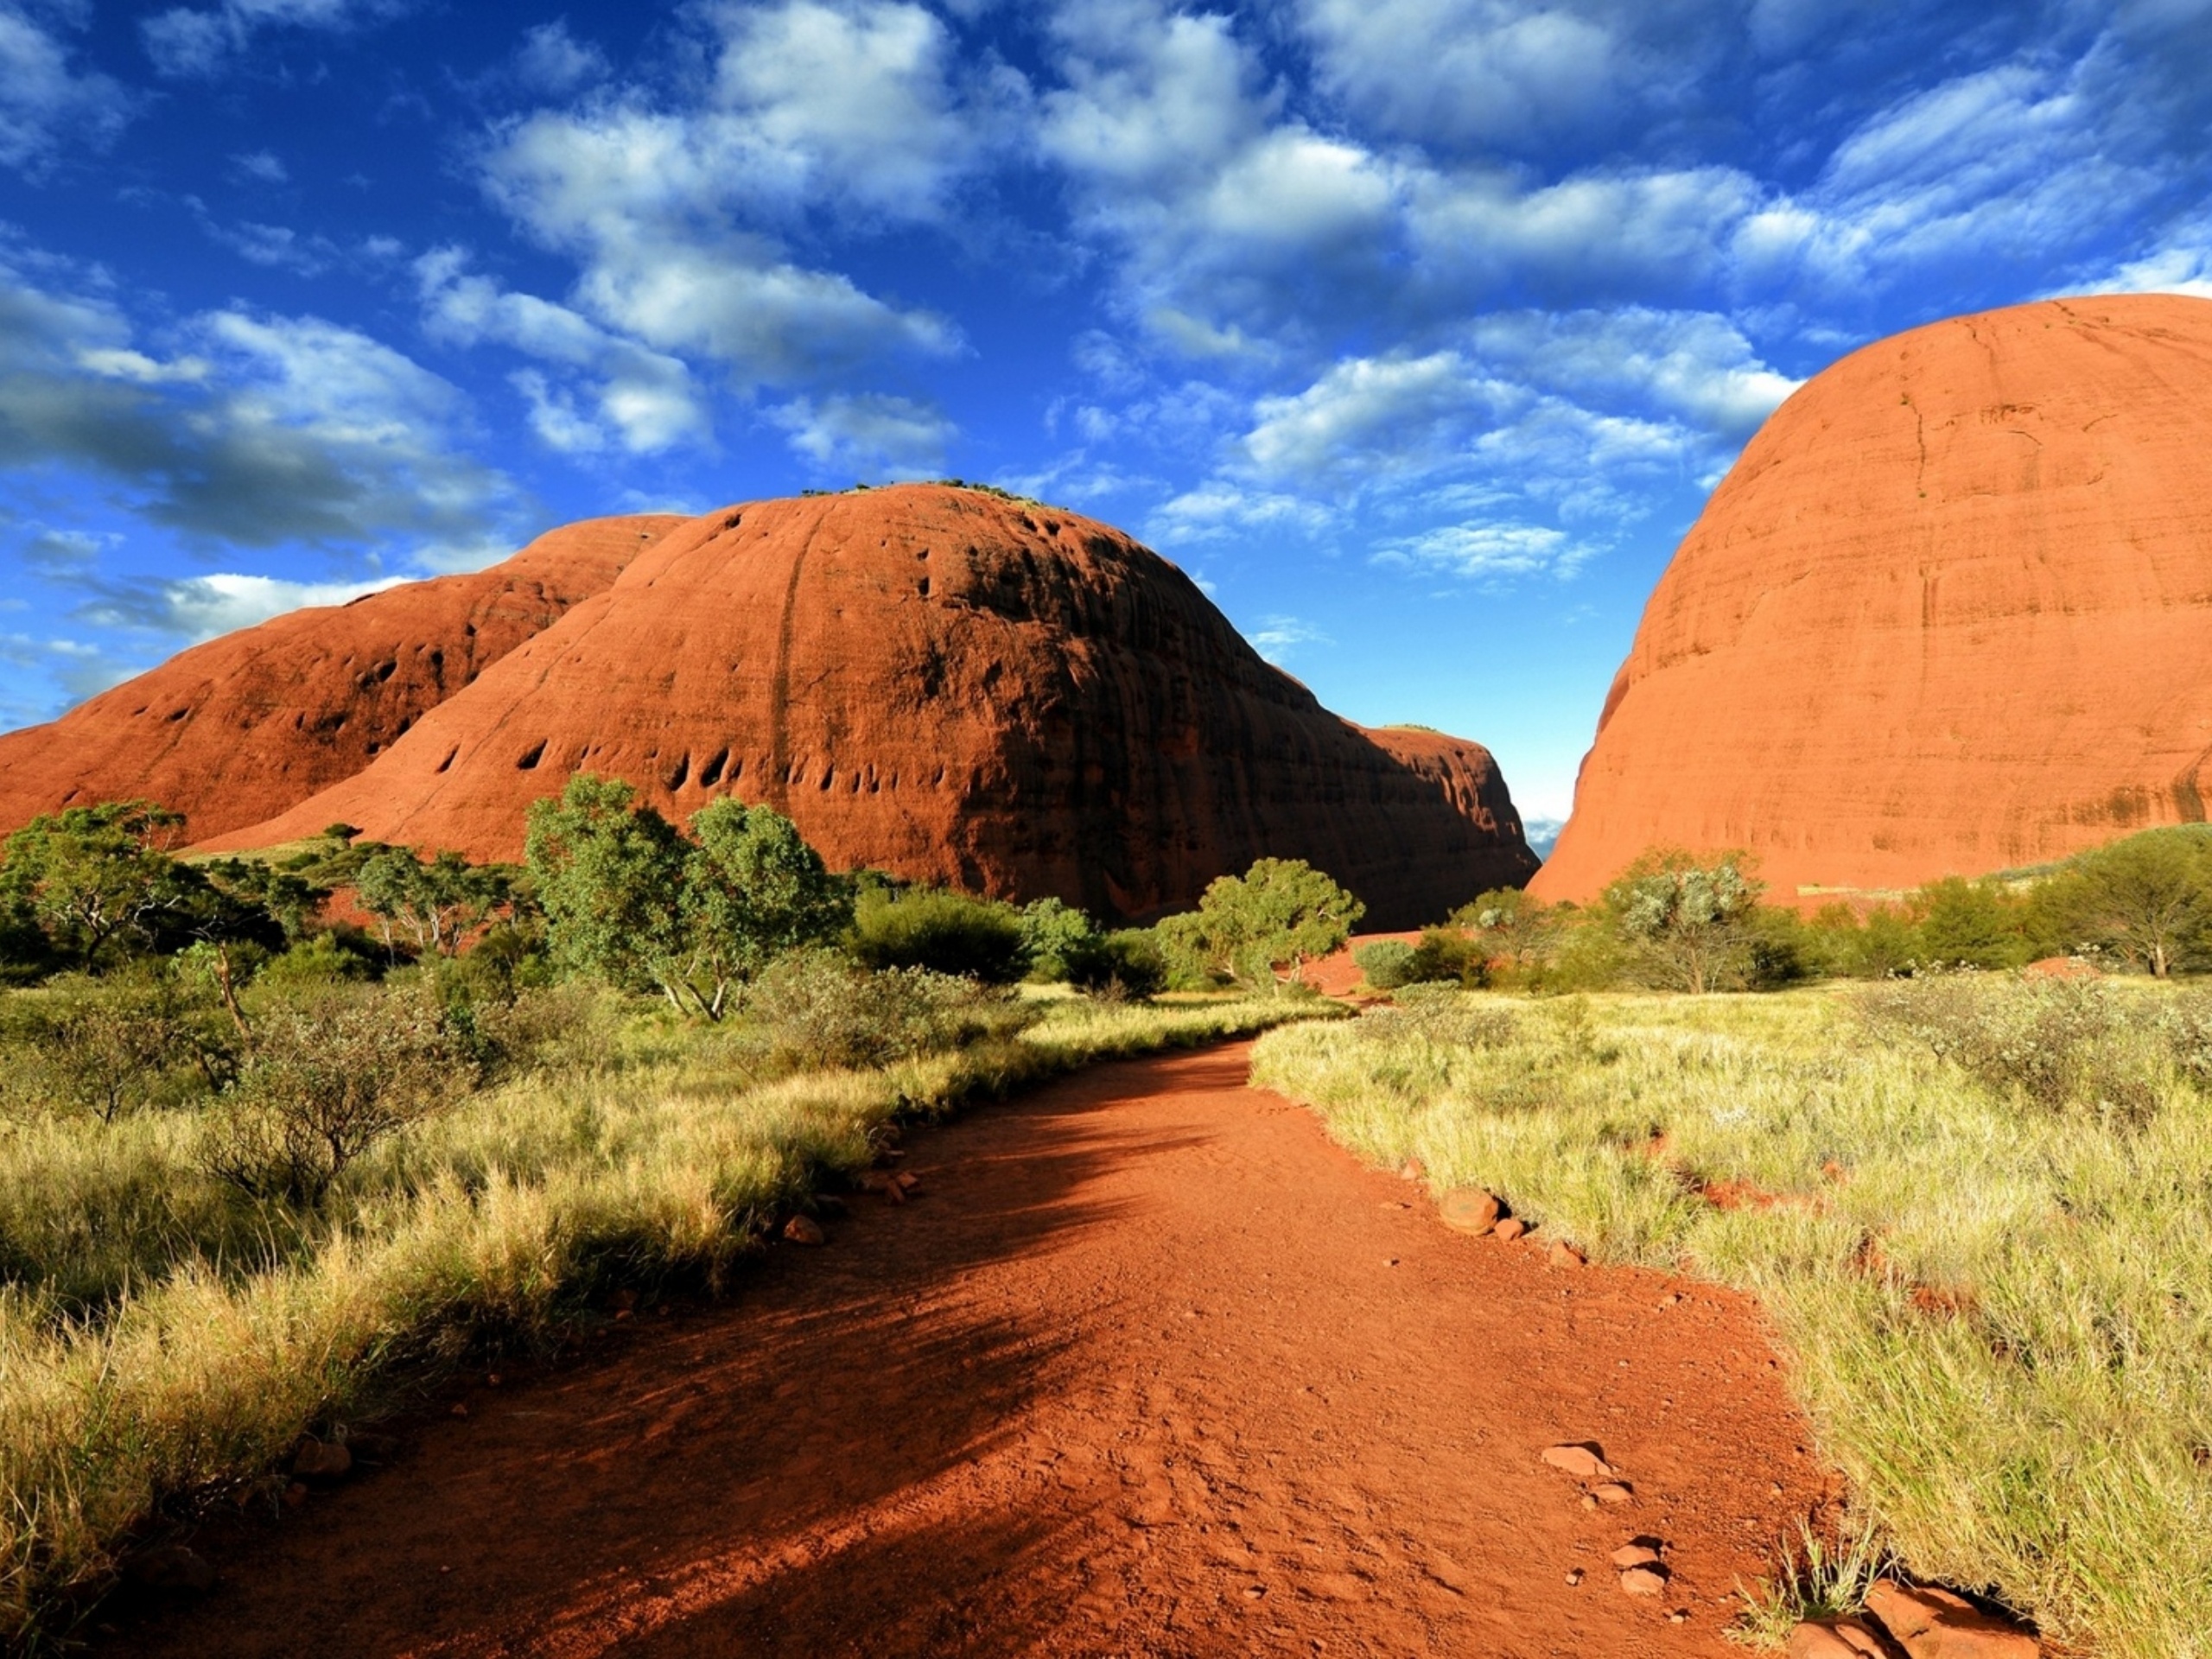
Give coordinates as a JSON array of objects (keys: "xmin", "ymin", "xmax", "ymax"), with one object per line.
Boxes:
[
  {"xmin": 524, "ymin": 775, "xmax": 691, "ymax": 1009},
  {"xmin": 679, "ymin": 798, "xmax": 851, "ymax": 1016},
  {"xmin": 2038, "ymin": 827, "xmax": 2212, "ymax": 978},
  {"xmin": 1605, "ymin": 851, "xmax": 1764, "ymax": 995},
  {"xmin": 1158, "ymin": 858, "xmax": 1364, "ymax": 993}
]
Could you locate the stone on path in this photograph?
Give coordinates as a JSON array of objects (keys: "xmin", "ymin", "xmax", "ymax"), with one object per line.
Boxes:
[
  {"xmin": 1549, "ymin": 1242, "xmax": 1586, "ymax": 1268},
  {"xmin": 1619, "ymin": 1565, "xmax": 1669, "ymax": 1596},
  {"xmin": 1495, "ymin": 1217, "xmax": 1528, "ymax": 1241},
  {"xmin": 1439, "ymin": 1189, "xmax": 1502, "ymax": 1236},
  {"xmin": 290, "ymin": 1439, "xmax": 352, "ymax": 1482},
  {"xmin": 1610, "ymin": 1543, "xmax": 1662, "ymax": 1570},
  {"xmin": 1592, "ymin": 1482, "xmax": 1634, "ymax": 1504},
  {"xmin": 782, "ymin": 1216, "xmax": 826, "ymax": 1246},
  {"xmin": 1787, "ymin": 1618, "xmax": 1893, "ymax": 1657},
  {"xmin": 1541, "ymin": 1443, "xmax": 1615, "ymax": 1479},
  {"xmin": 1865, "ymin": 1580, "xmax": 2040, "ymax": 1658}
]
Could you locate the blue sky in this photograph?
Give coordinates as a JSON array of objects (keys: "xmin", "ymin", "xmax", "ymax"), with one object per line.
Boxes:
[{"xmin": 2, "ymin": 1, "xmax": 2209, "ymax": 826}]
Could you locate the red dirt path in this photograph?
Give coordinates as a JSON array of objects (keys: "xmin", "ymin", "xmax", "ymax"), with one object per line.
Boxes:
[{"xmin": 113, "ymin": 1042, "xmax": 1829, "ymax": 1657}]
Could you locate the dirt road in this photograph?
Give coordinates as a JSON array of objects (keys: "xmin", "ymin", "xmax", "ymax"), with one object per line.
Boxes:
[{"xmin": 118, "ymin": 1041, "xmax": 1828, "ymax": 1657}]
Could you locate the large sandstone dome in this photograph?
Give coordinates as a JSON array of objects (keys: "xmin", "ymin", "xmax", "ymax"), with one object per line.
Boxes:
[
  {"xmin": 1532, "ymin": 294, "xmax": 2212, "ymax": 904},
  {"xmin": 0, "ymin": 516, "xmax": 682, "ymax": 844},
  {"xmin": 206, "ymin": 485, "xmax": 1536, "ymax": 925}
]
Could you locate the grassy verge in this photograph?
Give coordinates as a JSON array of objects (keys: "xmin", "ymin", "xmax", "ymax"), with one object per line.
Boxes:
[
  {"xmin": 1249, "ymin": 984, "xmax": 2212, "ymax": 1658},
  {"xmin": 0, "ymin": 989, "xmax": 1325, "ymax": 1644}
]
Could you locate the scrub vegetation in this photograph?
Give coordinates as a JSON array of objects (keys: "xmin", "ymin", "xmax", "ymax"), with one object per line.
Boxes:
[{"xmin": 1372, "ymin": 824, "xmax": 2212, "ymax": 995}]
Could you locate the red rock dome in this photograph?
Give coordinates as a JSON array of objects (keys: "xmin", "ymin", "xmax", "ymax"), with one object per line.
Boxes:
[
  {"xmin": 1532, "ymin": 294, "xmax": 2212, "ymax": 904},
  {"xmin": 208, "ymin": 485, "xmax": 1536, "ymax": 925},
  {"xmin": 0, "ymin": 516, "xmax": 682, "ymax": 844}
]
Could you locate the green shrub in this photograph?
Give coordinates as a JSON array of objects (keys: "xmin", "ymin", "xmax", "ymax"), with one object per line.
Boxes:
[
  {"xmin": 1910, "ymin": 877, "xmax": 2037, "ymax": 971},
  {"xmin": 1353, "ymin": 939, "xmax": 1416, "ymax": 989},
  {"xmin": 203, "ymin": 987, "xmax": 480, "ymax": 1205},
  {"xmin": 0, "ymin": 968, "xmax": 229, "ymax": 1121},
  {"xmin": 1356, "ymin": 982, "xmax": 1516, "ymax": 1047},
  {"xmin": 1854, "ymin": 976, "xmax": 2169, "ymax": 1123},
  {"xmin": 1065, "ymin": 928, "xmax": 1168, "ymax": 998},
  {"xmin": 1019, "ymin": 898, "xmax": 1098, "ymax": 982},
  {"xmin": 254, "ymin": 930, "xmax": 383, "ymax": 991},
  {"xmin": 1405, "ymin": 927, "xmax": 1487, "ymax": 987},
  {"xmin": 745, "ymin": 950, "xmax": 1032, "ymax": 1069},
  {"xmin": 849, "ymin": 887, "xmax": 1028, "ymax": 982}
]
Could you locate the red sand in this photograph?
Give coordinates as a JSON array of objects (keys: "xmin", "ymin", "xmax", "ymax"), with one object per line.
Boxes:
[{"xmin": 109, "ymin": 1042, "xmax": 1828, "ymax": 1658}]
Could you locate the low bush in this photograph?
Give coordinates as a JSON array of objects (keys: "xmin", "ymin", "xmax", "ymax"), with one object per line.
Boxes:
[
  {"xmin": 746, "ymin": 950, "xmax": 1033, "ymax": 1070},
  {"xmin": 1064, "ymin": 928, "xmax": 1168, "ymax": 998},
  {"xmin": 849, "ymin": 887, "xmax": 1028, "ymax": 982},
  {"xmin": 203, "ymin": 987, "xmax": 481, "ymax": 1205},
  {"xmin": 1353, "ymin": 939, "xmax": 1416, "ymax": 989},
  {"xmin": 1853, "ymin": 976, "xmax": 2171, "ymax": 1124}
]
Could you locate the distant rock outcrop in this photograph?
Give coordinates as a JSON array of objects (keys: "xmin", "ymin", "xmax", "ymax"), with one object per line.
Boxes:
[
  {"xmin": 205, "ymin": 485, "xmax": 1536, "ymax": 925},
  {"xmin": 0, "ymin": 516, "xmax": 682, "ymax": 844},
  {"xmin": 1532, "ymin": 294, "xmax": 2212, "ymax": 903}
]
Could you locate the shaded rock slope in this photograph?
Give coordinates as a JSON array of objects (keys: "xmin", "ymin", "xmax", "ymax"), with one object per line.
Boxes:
[
  {"xmin": 1533, "ymin": 294, "xmax": 2212, "ymax": 903},
  {"xmin": 0, "ymin": 516, "xmax": 683, "ymax": 844},
  {"xmin": 204, "ymin": 485, "xmax": 1535, "ymax": 925}
]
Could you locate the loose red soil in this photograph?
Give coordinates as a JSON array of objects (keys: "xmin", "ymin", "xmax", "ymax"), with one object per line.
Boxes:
[{"xmin": 111, "ymin": 1042, "xmax": 1831, "ymax": 1657}]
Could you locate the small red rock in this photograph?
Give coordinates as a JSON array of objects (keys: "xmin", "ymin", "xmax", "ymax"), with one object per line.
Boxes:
[
  {"xmin": 1865, "ymin": 1579, "xmax": 2040, "ymax": 1658},
  {"xmin": 290, "ymin": 1438, "xmax": 353, "ymax": 1482},
  {"xmin": 1401, "ymin": 1157, "xmax": 1425, "ymax": 1182},
  {"xmin": 1787, "ymin": 1618, "xmax": 1893, "ymax": 1658},
  {"xmin": 1541, "ymin": 1443, "xmax": 1616, "ymax": 1479},
  {"xmin": 1592, "ymin": 1482, "xmax": 1634, "ymax": 1504},
  {"xmin": 1494, "ymin": 1217, "xmax": 1528, "ymax": 1242},
  {"xmin": 1619, "ymin": 1565, "xmax": 1669, "ymax": 1596},
  {"xmin": 1439, "ymin": 1188, "xmax": 1503, "ymax": 1236},
  {"xmin": 1549, "ymin": 1242, "xmax": 1586, "ymax": 1269},
  {"xmin": 783, "ymin": 1215, "xmax": 826, "ymax": 1246},
  {"xmin": 893, "ymin": 1171, "xmax": 919, "ymax": 1193},
  {"xmin": 1610, "ymin": 1541, "xmax": 1662, "ymax": 1570}
]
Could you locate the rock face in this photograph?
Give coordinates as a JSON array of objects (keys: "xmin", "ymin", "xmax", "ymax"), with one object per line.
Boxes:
[
  {"xmin": 205, "ymin": 485, "xmax": 1536, "ymax": 925},
  {"xmin": 1533, "ymin": 295, "xmax": 2212, "ymax": 904},
  {"xmin": 0, "ymin": 516, "xmax": 681, "ymax": 844}
]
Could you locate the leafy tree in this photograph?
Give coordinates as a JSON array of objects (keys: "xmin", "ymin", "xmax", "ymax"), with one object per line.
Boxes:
[
  {"xmin": 356, "ymin": 846, "xmax": 515, "ymax": 959},
  {"xmin": 1157, "ymin": 859, "xmax": 1364, "ymax": 992},
  {"xmin": 2037, "ymin": 828, "xmax": 2212, "ymax": 977},
  {"xmin": 1018, "ymin": 897, "xmax": 1099, "ymax": 982},
  {"xmin": 201, "ymin": 855, "xmax": 331, "ymax": 944},
  {"xmin": 524, "ymin": 775, "xmax": 690, "ymax": 1008},
  {"xmin": 0, "ymin": 802, "xmax": 198, "ymax": 969},
  {"xmin": 1605, "ymin": 851, "xmax": 1764, "ymax": 994},
  {"xmin": 680, "ymin": 798, "xmax": 851, "ymax": 1014}
]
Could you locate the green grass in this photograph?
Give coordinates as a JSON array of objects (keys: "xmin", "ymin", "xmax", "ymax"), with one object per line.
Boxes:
[
  {"xmin": 1249, "ymin": 984, "xmax": 2212, "ymax": 1658},
  {"xmin": 0, "ymin": 988, "xmax": 1325, "ymax": 1645}
]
